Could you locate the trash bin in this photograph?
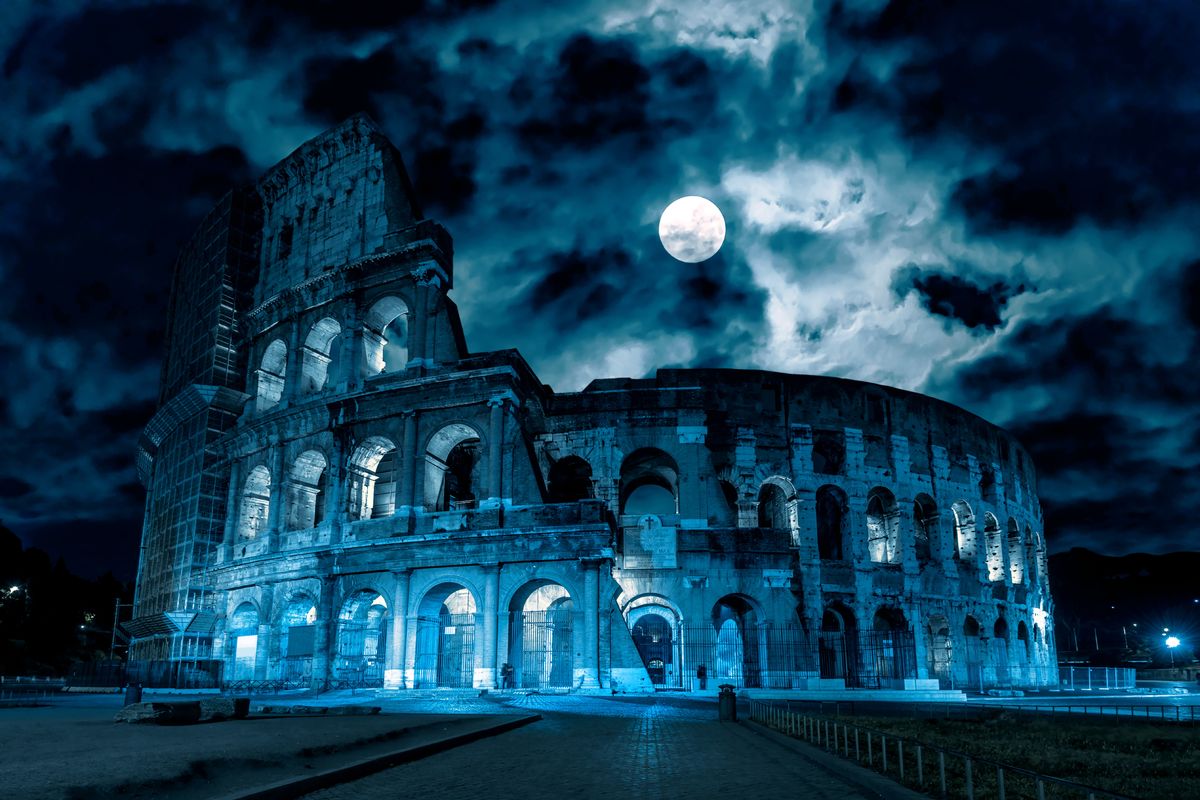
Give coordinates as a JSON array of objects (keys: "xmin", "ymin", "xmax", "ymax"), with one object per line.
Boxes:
[
  {"xmin": 718, "ymin": 684, "xmax": 737, "ymax": 722},
  {"xmin": 124, "ymin": 683, "xmax": 142, "ymax": 706}
]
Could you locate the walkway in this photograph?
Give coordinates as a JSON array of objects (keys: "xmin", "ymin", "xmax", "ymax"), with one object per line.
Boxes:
[{"xmin": 304, "ymin": 695, "xmax": 893, "ymax": 800}]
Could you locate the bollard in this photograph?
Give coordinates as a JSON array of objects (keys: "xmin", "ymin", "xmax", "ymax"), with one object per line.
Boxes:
[
  {"xmin": 718, "ymin": 684, "xmax": 737, "ymax": 722},
  {"xmin": 123, "ymin": 683, "xmax": 142, "ymax": 706}
]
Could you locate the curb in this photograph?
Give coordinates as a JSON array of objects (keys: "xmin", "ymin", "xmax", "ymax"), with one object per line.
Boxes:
[
  {"xmin": 215, "ymin": 713, "xmax": 542, "ymax": 800},
  {"xmin": 739, "ymin": 718, "xmax": 926, "ymax": 800}
]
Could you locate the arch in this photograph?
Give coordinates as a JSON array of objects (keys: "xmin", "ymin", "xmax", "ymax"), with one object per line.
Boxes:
[
  {"xmin": 757, "ymin": 482, "xmax": 789, "ymax": 529},
  {"xmin": 414, "ymin": 582, "xmax": 478, "ymax": 689},
  {"xmin": 926, "ymin": 614, "xmax": 953, "ymax": 687},
  {"xmin": 866, "ymin": 487, "xmax": 901, "ymax": 564},
  {"xmin": 951, "ymin": 500, "xmax": 977, "ymax": 560},
  {"xmin": 508, "ymin": 580, "xmax": 575, "ymax": 689},
  {"xmin": 229, "ymin": 601, "xmax": 259, "ymax": 681},
  {"xmin": 547, "ymin": 455, "xmax": 594, "ymax": 502},
  {"xmin": 625, "ymin": 596, "xmax": 684, "ymax": 689},
  {"xmin": 619, "ymin": 448, "xmax": 679, "ymax": 516},
  {"xmin": 287, "ymin": 450, "xmax": 328, "ymax": 531},
  {"xmin": 278, "ymin": 593, "xmax": 317, "ymax": 680},
  {"xmin": 912, "ymin": 494, "xmax": 938, "ymax": 566},
  {"xmin": 255, "ymin": 339, "xmax": 287, "ymax": 411},
  {"xmin": 300, "ymin": 317, "xmax": 342, "ymax": 393},
  {"xmin": 963, "ymin": 614, "xmax": 983, "ymax": 688},
  {"xmin": 983, "ymin": 513, "xmax": 1004, "ymax": 581},
  {"xmin": 236, "ymin": 465, "xmax": 271, "ymax": 541},
  {"xmin": 1024, "ymin": 525, "xmax": 1038, "ymax": 584},
  {"xmin": 348, "ymin": 436, "xmax": 397, "ymax": 520},
  {"xmin": 1007, "ymin": 518, "xmax": 1025, "ymax": 583},
  {"xmin": 816, "ymin": 484, "xmax": 849, "ymax": 560},
  {"xmin": 991, "ymin": 616, "xmax": 1011, "ymax": 686},
  {"xmin": 424, "ymin": 423, "xmax": 483, "ymax": 511},
  {"xmin": 363, "ymin": 296, "xmax": 410, "ymax": 374},
  {"xmin": 710, "ymin": 594, "xmax": 762, "ymax": 688},
  {"xmin": 819, "ymin": 601, "xmax": 858, "ymax": 685},
  {"xmin": 868, "ymin": 606, "xmax": 915, "ymax": 686},
  {"xmin": 1034, "ymin": 531, "xmax": 1048, "ymax": 584},
  {"xmin": 1017, "ymin": 620, "xmax": 1031, "ymax": 659},
  {"xmin": 334, "ymin": 589, "xmax": 388, "ymax": 686}
]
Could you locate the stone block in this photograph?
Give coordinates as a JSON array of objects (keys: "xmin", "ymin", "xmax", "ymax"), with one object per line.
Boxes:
[
  {"xmin": 114, "ymin": 701, "xmax": 203, "ymax": 725},
  {"xmin": 198, "ymin": 696, "xmax": 250, "ymax": 721}
]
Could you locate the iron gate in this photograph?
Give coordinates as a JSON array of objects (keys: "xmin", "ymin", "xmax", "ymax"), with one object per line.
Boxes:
[
  {"xmin": 516, "ymin": 608, "xmax": 574, "ymax": 688},
  {"xmin": 414, "ymin": 612, "xmax": 475, "ymax": 688}
]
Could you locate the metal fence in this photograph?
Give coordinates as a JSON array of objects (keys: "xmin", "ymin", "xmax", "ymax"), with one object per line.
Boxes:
[
  {"xmin": 1058, "ymin": 667, "xmax": 1136, "ymax": 691},
  {"xmin": 748, "ymin": 700, "xmax": 1136, "ymax": 799},
  {"xmin": 66, "ymin": 660, "xmax": 224, "ymax": 689}
]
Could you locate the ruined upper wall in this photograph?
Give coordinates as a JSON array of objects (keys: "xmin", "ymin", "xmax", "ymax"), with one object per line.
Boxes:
[{"xmin": 253, "ymin": 114, "xmax": 423, "ymax": 306}]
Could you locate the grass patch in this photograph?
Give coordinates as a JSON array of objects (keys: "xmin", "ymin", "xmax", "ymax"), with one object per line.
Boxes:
[{"xmin": 773, "ymin": 710, "xmax": 1199, "ymax": 799}]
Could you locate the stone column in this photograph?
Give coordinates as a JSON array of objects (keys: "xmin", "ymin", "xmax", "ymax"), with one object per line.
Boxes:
[
  {"xmin": 408, "ymin": 275, "xmax": 429, "ymax": 368},
  {"xmin": 312, "ymin": 576, "xmax": 337, "ymax": 688},
  {"xmin": 397, "ymin": 410, "xmax": 417, "ymax": 514},
  {"xmin": 285, "ymin": 315, "xmax": 302, "ymax": 403},
  {"xmin": 267, "ymin": 440, "xmax": 286, "ymax": 552},
  {"xmin": 579, "ymin": 559, "xmax": 602, "ymax": 689},
  {"xmin": 222, "ymin": 459, "xmax": 242, "ymax": 561},
  {"xmin": 325, "ymin": 435, "xmax": 347, "ymax": 544},
  {"xmin": 477, "ymin": 564, "xmax": 500, "ymax": 688},
  {"xmin": 385, "ymin": 570, "xmax": 411, "ymax": 689},
  {"xmin": 486, "ymin": 396, "xmax": 505, "ymax": 506}
]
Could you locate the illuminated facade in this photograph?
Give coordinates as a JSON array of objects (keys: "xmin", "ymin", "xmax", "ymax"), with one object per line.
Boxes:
[{"xmin": 131, "ymin": 115, "xmax": 1056, "ymax": 692}]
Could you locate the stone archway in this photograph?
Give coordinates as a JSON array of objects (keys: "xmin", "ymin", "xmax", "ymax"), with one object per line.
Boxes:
[{"xmin": 413, "ymin": 583, "xmax": 478, "ymax": 689}]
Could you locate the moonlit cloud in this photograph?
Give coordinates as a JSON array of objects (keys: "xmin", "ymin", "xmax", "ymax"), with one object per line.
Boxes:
[{"xmin": 1, "ymin": 0, "xmax": 1198, "ymax": 574}]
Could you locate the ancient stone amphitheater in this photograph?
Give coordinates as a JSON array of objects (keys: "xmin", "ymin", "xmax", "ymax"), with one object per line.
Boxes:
[{"xmin": 129, "ymin": 115, "xmax": 1056, "ymax": 694}]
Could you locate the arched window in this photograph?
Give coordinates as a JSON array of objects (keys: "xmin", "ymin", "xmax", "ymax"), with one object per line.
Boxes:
[
  {"xmin": 816, "ymin": 485, "xmax": 848, "ymax": 560},
  {"xmin": 951, "ymin": 500, "xmax": 976, "ymax": 559},
  {"xmin": 1007, "ymin": 518, "xmax": 1025, "ymax": 584},
  {"xmin": 866, "ymin": 487, "xmax": 901, "ymax": 564},
  {"xmin": 348, "ymin": 437, "xmax": 397, "ymax": 520},
  {"xmin": 229, "ymin": 601, "xmax": 259, "ymax": 681},
  {"xmin": 757, "ymin": 482, "xmax": 789, "ymax": 530},
  {"xmin": 287, "ymin": 450, "xmax": 328, "ymax": 531},
  {"xmin": 619, "ymin": 448, "xmax": 679, "ymax": 516},
  {"xmin": 547, "ymin": 455, "xmax": 594, "ymax": 502},
  {"xmin": 237, "ymin": 465, "xmax": 271, "ymax": 540},
  {"xmin": 984, "ymin": 513, "xmax": 1004, "ymax": 581},
  {"xmin": 255, "ymin": 340, "xmax": 287, "ymax": 412},
  {"xmin": 299, "ymin": 317, "xmax": 341, "ymax": 393},
  {"xmin": 912, "ymin": 494, "xmax": 938, "ymax": 566},
  {"xmin": 425, "ymin": 424, "xmax": 482, "ymax": 511},
  {"xmin": 363, "ymin": 296, "xmax": 409, "ymax": 375}
]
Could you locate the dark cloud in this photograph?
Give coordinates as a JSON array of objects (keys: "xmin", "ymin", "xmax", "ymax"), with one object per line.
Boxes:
[
  {"xmin": 830, "ymin": 1, "xmax": 1200, "ymax": 232},
  {"xmin": 524, "ymin": 246, "xmax": 636, "ymax": 322},
  {"xmin": 0, "ymin": 477, "xmax": 34, "ymax": 499},
  {"xmin": 892, "ymin": 264, "xmax": 1029, "ymax": 332}
]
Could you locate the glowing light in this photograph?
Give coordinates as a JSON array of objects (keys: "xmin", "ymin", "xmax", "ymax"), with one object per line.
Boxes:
[
  {"xmin": 658, "ymin": 196, "xmax": 726, "ymax": 263},
  {"xmin": 1166, "ymin": 636, "xmax": 1181, "ymax": 648}
]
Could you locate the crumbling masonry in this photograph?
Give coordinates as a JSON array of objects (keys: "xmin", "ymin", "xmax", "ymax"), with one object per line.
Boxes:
[{"xmin": 129, "ymin": 115, "xmax": 1055, "ymax": 692}]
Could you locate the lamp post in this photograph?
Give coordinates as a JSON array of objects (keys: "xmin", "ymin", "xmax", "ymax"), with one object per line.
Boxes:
[{"xmin": 1165, "ymin": 635, "xmax": 1180, "ymax": 668}]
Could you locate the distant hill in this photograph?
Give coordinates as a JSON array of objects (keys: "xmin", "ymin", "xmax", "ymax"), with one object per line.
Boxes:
[{"xmin": 1049, "ymin": 548, "xmax": 1200, "ymax": 664}]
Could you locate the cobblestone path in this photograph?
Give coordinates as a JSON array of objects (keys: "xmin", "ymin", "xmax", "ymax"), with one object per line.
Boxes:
[{"xmin": 304, "ymin": 695, "xmax": 879, "ymax": 799}]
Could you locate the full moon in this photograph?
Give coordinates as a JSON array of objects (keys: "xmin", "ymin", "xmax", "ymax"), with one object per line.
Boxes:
[{"xmin": 658, "ymin": 195, "xmax": 726, "ymax": 263}]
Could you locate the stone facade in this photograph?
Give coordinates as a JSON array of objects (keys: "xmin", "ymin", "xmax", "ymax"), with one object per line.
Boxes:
[{"xmin": 131, "ymin": 115, "xmax": 1056, "ymax": 692}]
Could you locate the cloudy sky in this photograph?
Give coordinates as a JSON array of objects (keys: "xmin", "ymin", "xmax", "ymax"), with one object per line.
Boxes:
[{"xmin": 1, "ymin": 0, "xmax": 1197, "ymax": 577}]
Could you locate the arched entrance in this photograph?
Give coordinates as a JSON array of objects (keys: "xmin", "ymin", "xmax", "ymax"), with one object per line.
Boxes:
[
  {"xmin": 926, "ymin": 615, "xmax": 952, "ymax": 688},
  {"xmin": 229, "ymin": 602, "xmax": 259, "ymax": 681},
  {"xmin": 509, "ymin": 582, "xmax": 575, "ymax": 689},
  {"xmin": 279, "ymin": 594, "xmax": 317, "ymax": 681},
  {"xmin": 334, "ymin": 590, "xmax": 387, "ymax": 687},
  {"xmin": 867, "ymin": 607, "xmax": 916, "ymax": 688},
  {"xmin": 963, "ymin": 615, "xmax": 983, "ymax": 690},
  {"xmin": 710, "ymin": 595, "xmax": 761, "ymax": 689},
  {"xmin": 414, "ymin": 584, "xmax": 477, "ymax": 689},
  {"xmin": 819, "ymin": 603, "xmax": 858, "ymax": 687},
  {"xmin": 992, "ymin": 618, "xmax": 1011, "ymax": 687},
  {"xmin": 631, "ymin": 613, "xmax": 674, "ymax": 687}
]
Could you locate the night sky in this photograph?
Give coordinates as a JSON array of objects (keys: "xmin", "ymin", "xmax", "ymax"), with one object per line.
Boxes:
[{"xmin": 2, "ymin": 1, "xmax": 1198, "ymax": 579}]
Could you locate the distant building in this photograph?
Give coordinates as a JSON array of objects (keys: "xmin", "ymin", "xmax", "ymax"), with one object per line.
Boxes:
[{"xmin": 129, "ymin": 115, "xmax": 1055, "ymax": 692}]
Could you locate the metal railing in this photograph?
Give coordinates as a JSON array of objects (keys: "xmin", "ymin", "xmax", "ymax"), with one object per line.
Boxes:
[
  {"xmin": 747, "ymin": 700, "xmax": 1136, "ymax": 799},
  {"xmin": 1058, "ymin": 667, "xmax": 1137, "ymax": 691}
]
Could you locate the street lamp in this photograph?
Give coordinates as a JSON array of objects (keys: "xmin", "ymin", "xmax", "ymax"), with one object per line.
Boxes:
[{"xmin": 1165, "ymin": 636, "xmax": 1181, "ymax": 668}]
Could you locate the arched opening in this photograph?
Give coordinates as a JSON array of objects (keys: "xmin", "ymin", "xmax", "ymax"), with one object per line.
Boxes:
[
  {"xmin": 279, "ymin": 594, "xmax": 317, "ymax": 681},
  {"xmin": 237, "ymin": 465, "xmax": 271, "ymax": 541},
  {"xmin": 992, "ymin": 617, "xmax": 1011, "ymax": 686},
  {"xmin": 425, "ymin": 423, "xmax": 482, "ymax": 511},
  {"xmin": 951, "ymin": 500, "xmax": 977, "ymax": 560},
  {"xmin": 816, "ymin": 485, "xmax": 849, "ymax": 560},
  {"xmin": 347, "ymin": 437, "xmax": 397, "ymax": 520},
  {"xmin": 229, "ymin": 602, "xmax": 259, "ymax": 681},
  {"xmin": 414, "ymin": 583, "xmax": 477, "ymax": 689},
  {"xmin": 1007, "ymin": 518, "xmax": 1025, "ymax": 584},
  {"xmin": 812, "ymin": 433, "xmax": 845, "ymax": 474},
  {"xmin": 757, "ymin": 482, "xmax": 789, "ymax": 529},
  {"xmin": 1025, "ymin": 525, "xmax": 1038, "ymax": 585},
  {"xmin": 255, "ymin": 339, "xmax": 287, "ymax": 412},
  {"xmin": 334, "ymin": 590, "xmax": 387, "ymax": 686},
  {"xmin": 819, "ymin": 602, "xmax": 858, "ymax": 686},
  {"xmin": 984, "ymin": 513, "xmax": 1004, "ymax": 581},
  {"xmin": 716, "ymin": 479, "xmax": 739, "ymax": 526},
  {"xmin": 363, "ymin": 296, "xmax": 410, "ymax": 375},
  {"xmin": 913, "ymin": 494, "xmax": 938, "ymax": 566},
  {"xmin": 547, "ymin": 455, "xmax": 594, "ymax": 502},
  {"xmin": 868, "ymin": 607, "xmax": 915, "ymax": 687},
  {"xmin": 963, "ymin": 615, "xmax": 983, "ymax": 688},
  {"xmin": 926, "ymin": 615, "xmax": 952, "ymax": 688},
  {"xmin": 1035, "ymin": 531, "xmax": 1048, "ymax": 584},
  {"xmin": 287, "ymin": 450, "xmax": 328, "ymax": 531},
  {"xmin": 631, "ymin": 613, "xmax": 674, "ymax": 686},
  {"xmin": 300, "ymin": 317, "xmax": 341, "ymax": 393},
  {"xmin": 1016, "ymin": 620, "xmax": 1031, "ymax": 679},
  {"xmin": 619, "ymin": 448, "xmax": 679, "ymax": 516},
  {"xmin": 508, "ymin": 582, "xmax": 575, "ymax": 689},
  {"xmin": 711, "ymin": 595, "xmax": 761, "ymax": 688},
  {"xmin": 866, "ymin": 487, "xmax": 901, "ymax": 564}
]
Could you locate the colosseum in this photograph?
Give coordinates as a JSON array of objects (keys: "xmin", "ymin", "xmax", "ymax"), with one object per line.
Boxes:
[{"xmin": 128, "ymin": 115, "xmax": 1056, "ymax": 695}]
